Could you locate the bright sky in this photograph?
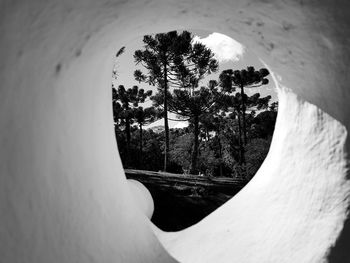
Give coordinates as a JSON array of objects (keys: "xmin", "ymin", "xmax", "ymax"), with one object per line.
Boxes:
[
  {"xmin": 192, "ymin": 32, "xmax": 245, "ymax": 63},
  {"xmin": 112, "ymin": 30, "xmax": 277, "ymax": 129}
]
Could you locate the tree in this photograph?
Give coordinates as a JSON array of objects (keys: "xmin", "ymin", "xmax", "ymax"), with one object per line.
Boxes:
[
  {"xmin": 199, "ymin": 112, "xmax": 217, "ymax": 141},
  {"xmin": 133, "ymin": 106, "xmax": 157, "ymax": 167},
  {"xmin": 217, "ymin": 93, "xmax": 245, "ymax": 164},
  {"xmin": 219, "ymin": 66, "xmax": 270, "ymax": 145},
  {"xmin": 169, "ymin": 87, "xmax": 218, "ymax": 174},
  {"xmin": 152, "ymin": 40, "xmax": 219, "ymax": 174},
  {"xmin": 134, "ymin": 30, "xmax": 193, "ymax": 171},
  {"xmin": 141, "ymin": 130, "xmax": 164, "ymax": 171},
  {"xmin": 250, "ymin": 108, "xmax": 277, "ymax": 139},
  {"xmin": 217, "ymin": 91, "xmax": 271, "ymax": 165},
  {"xmin": 112, "ymin": 85, "xmax": 152, "ymax": 166},
  {"xmin": 169, "ymin": 43, "xmax": 218, "ymax": 174},
  {"xmin": 169, "ymin": 133, "xmax": 193, "ymax": 173},
  {"xmin": 245, "ymin": 138, "xmax": 271, "ymax": 179},
  {"xmin": 171, "ymin": 42, "xmax": 218, "ymax": 91},
  {"xmin": 211, "ymin": 113, "xmax": 227, "ymax": 177}
]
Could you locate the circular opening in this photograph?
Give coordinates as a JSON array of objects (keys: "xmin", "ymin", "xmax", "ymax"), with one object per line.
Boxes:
[{"xmin": 111, "ymin": 29, "xmax": 278, "ymax": 231}]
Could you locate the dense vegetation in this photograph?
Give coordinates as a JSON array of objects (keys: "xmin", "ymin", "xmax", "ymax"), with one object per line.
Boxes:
[{"xmin": 113, "ymin": 30, "xmax": 278, "ymax": 180}]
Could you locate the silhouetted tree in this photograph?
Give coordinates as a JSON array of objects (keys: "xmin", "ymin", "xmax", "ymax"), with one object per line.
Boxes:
[
  {"xmin": 250, "ymin": 107, "xmax": 277, "ymax": 139},
  {"xmin": 219, "ymin": 66, "xmax": 270, "ymax": 145},
  {"xmin": 112, "ymin": 85, "xmax": 152, "ymax": 166},
  {"xmin": 217, "ymin": 91, "xmax": 271, "ymax": 164},
  {"xmin": 111, "ymin": 34, "xmax": 278, "ymax": 182},
  {"xmin": 199, "ymin": 112, "xmax": 217, "ymax": 141},
  {"xmin": 170, "ymin": 87, "xmax": 218, "ymax": 174},
  {"xmin": 168, "ymin": 42, "xmax": 218, "ymax": 174},
  {"xmin": 152, "ymin": 40, "xmax": 218, "ymax": 174},
  {"xmin": 134, "ymin": 30, "xmax": 197, "ymax": 171}
]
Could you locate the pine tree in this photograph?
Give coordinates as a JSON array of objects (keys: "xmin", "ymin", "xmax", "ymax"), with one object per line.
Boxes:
[
  {"xmin": 219, "ymin": 66, "xmax": 270, "ymax": 145},
  {"xmin": 167, "ymin": 82, "xmax": 219, "ymax": 174},
  {"xmin": 134, "ymin": 30, "xmax": 193, "ymax": 171},
  {"xmin": 165, "ymin": 40, "xmax": 218, "ymax": 174},
  {"xmin": 112, "ymin": 85, "xmax": 152, "ymax": 167}
]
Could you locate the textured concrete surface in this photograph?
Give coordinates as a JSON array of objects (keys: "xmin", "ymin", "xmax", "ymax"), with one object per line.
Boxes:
[{"xmin": 0, "ymin": 0, "xmax": 349, "ymax": 262}]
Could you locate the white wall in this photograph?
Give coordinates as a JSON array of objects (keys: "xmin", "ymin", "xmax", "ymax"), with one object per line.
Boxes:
[{"xmin": 0, "ymin": 0, "xmax": 349, "ymax": 262}]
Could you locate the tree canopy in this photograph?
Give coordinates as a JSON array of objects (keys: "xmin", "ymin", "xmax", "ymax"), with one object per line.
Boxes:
[{"xmin": 113, "ymin": 30, "xmax": 277, "ymax": 181}]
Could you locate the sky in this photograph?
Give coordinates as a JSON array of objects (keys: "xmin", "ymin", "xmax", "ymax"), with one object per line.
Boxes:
[{"xmin": 112, "ymin": 30, "xmax": 277, "ymax": 129}]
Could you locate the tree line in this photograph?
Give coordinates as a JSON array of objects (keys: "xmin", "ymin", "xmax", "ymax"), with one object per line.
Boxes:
[{"xmin": 112, "ymin": 30, "xmax": 277, "ymax": 179}]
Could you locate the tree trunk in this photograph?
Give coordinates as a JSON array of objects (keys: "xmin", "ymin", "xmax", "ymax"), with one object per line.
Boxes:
[
  {"xmin": 240, "ymin": 85, "xmax": 247, "ymax": 145},
  {"xmin": 217, "ymin": 131, "xmax": 223, "ymax": 177},
  {"xmin": 237, "ymin": 110, "xmax": 245, "ymax": 165},
  {"xmin": 163, "ymin": 60, "xmax": 170, "ymax": 172},
  {"xmin": 190, "ymin": 115, "xmax": 200, "ymax": 174},
  {"xmin": 218, "ymin": 140, "xmax": 223, "ymax": 177},
  {"xmin": 139, "ymin": 123, "xmax": 143, "ymax": 168},
  {"xmin": 125, "ymin": 116, "xmax": 131, "ymax": 167}
]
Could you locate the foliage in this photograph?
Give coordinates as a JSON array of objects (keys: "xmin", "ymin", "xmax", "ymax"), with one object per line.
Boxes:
[
  {"xmin": 115, "ymin": 105, "xmax": 277, "ymax": 180},
  {"xmin": 134, "ymin": 31, "xmax": 197, "ymax": 171},
  {"xmin": 112, "ymin": 30, "xmax": 277, "ymax": 182},
  {"xmin": 112, "ymin": 84, "xmax": 153, "ymax": 167},
  {"xmin": 245, "ymin": 138, "xmax": 271, "ymax": 178},
  {"xmin": 218, "ymin": 66, "xmax": 271, "ymax": 168},
  {"xmin": 163, "ymin": 40, "xmax": 218, "ymax": 174},
  {"xmin": 169, "ymin": 133, "xmax": 193, "ymax": 172},
  {"xmin": 112, "ymin": 85, "xmax": 152, "ymax": 124}
]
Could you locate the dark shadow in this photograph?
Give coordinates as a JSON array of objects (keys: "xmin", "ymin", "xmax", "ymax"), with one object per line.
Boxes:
[
  {"xmin": 125, "ymin": 169, "xmax": 245, "ymax": 231},
  {"xmin": 327, "ymin": 136, "xmax": 350, "ymax": 262},
  {"xmin": 327, "ymin": 209, "xmax": 350, "ymax": 262}
]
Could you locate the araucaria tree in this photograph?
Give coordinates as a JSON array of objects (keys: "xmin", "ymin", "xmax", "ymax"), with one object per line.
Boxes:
[
  {"xmin": 112, "ymin": 34, "xmax": 277, "ymax": 180},
  {"xmin": 219, "ymin": 66, "xmax": 270, "ymax": 145},
  {"xmin": 134, "ymin": 31, "xmax": 193, "ymax": 171},
  {"xmin": 167, "ymin": 66, "xmax": 219, "ymax": 174},
  {"xmin": 169, "ymin": 85, "xmax": 219, "ymax": 174},
  {"xmin": 220, "ymin": 92, "xmax": 271, "ymax": 165},
  {"xmin": 112, "ymin": 85, "xmax": 152, "ymax": 166},
  {"xmin": 150, "ymin": 38, "xmax": 219, "ymax": 174}
]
